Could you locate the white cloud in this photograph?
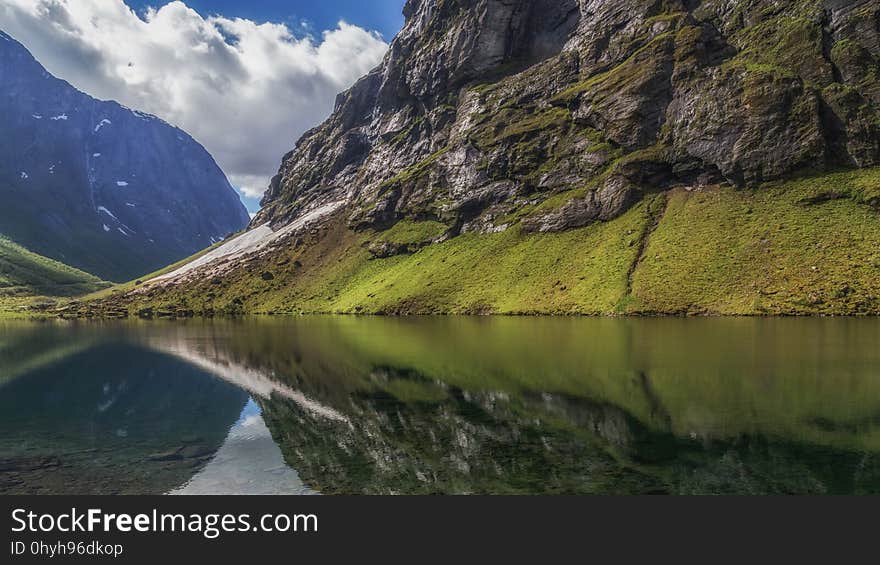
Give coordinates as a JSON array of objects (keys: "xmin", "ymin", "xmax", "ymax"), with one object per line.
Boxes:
[
  {"xmin": 229, "ymin": 173, "xmax": 277, "ymax": 200},
  {"xmin": 0, "ymin": 0, "xmax": 388, "ymax": 200}
]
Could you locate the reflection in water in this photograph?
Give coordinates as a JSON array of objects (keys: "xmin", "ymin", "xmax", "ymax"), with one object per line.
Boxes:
[
  {"xmin": 0, "ymin": 339, "xmax": 247, "ymax": 494},
  {"xmin": 3, "ymin": 317, "xmax": 880, "ymax": 494},
  {"xmin": 171, "ymin": 400, "xmax": 314, "ymax": 495}
]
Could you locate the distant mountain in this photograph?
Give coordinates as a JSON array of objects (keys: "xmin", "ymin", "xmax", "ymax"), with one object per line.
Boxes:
[{"xmin": 0, "ymin": 30, "xmax": 249, "ymax": 282}]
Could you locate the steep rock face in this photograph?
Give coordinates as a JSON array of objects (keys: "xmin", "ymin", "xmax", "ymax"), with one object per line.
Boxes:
[
  {"xmin": 256, "ymin": 0, "xmax": 879, "ymax": 236},
  {"xmin": 0, "ymin": 31, "xmax": 250, "ymax": 282}
]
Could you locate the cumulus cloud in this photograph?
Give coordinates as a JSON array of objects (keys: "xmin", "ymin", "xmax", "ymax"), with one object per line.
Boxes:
[{"xmin": 0, "ymin": 0, "xmax": 388, "ymax": 200}]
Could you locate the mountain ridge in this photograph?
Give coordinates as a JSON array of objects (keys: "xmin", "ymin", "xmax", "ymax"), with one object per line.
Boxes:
[{"xmin": 0, "ymin": 30, "xmax": 250, "ymax": 282}]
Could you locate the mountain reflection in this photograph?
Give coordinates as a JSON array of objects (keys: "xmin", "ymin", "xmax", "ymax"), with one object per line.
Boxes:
[
  {"xmin": 3, "ymin": 317, "xmax": 880, "ymax": 494},
  {"xmin": 170, "ymin": 399, "xmax": 314, "ymax": 496},
  {"xmin": 0, "ymin": 331, "xmax": 247, "ymax": 494},
  {"xmin": 139, "ymin": 317, "xmax": 880, "ymax": 494}
]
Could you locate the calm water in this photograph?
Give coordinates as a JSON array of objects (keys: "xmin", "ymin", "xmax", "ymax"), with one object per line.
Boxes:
[{"xmin": 2, "ymin": 317, "xmax": 880, "ymax": 495}]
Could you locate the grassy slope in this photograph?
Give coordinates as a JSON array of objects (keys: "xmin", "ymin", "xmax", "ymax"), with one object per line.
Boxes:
[
  {"xmin": 0, "ymin": 237, "xmax": 108, "ymax": 317},
  {"xmin": 630, "ymin": 168, "xmax": 880, "ymax": 315},
  {"xmin": 80, "ymin": 167, "xmax": 880, "ymax": 317}
]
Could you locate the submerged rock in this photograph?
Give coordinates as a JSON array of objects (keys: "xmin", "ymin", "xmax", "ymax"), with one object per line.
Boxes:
[{"xmin": 0, "ymin": 456, "xmax": 61, "ymax": 472}]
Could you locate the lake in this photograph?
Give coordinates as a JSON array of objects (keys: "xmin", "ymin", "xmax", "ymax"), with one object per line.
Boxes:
[{"xmin": 2, "ymin": 316, "xmax": 880, "ymax": 495}]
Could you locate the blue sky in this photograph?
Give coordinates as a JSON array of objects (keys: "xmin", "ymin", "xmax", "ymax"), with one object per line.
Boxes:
[{"xmin": 125, "ymin": 0, "xmax": 406, "ymax": 42}]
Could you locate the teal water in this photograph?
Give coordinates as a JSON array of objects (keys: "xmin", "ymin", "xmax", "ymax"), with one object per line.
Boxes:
[{"xmin": 2, "ymin": 317, "xmax": 880, "ymax": 494}]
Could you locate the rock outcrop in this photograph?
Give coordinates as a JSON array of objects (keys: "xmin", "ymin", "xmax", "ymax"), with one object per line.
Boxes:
[
  {"xmin": 0, "ymin": 30, "xmax": 250, "ymax": 281},
  {"xmin": 256, "ymin": 0, "xmax": 879, "ymax": 236}
]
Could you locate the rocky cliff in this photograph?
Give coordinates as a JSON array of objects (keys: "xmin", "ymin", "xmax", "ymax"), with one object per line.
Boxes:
[
  {"xmin": 0, "ymin": 30, "xmax": 250, "ymax": 282},
  {"xmin": 83, "ymin": 0, "xmax": 880, "ymax": 317},
  {"xmin": 256, "ymin": 0, "xmax": 879, "ymax": 234}
]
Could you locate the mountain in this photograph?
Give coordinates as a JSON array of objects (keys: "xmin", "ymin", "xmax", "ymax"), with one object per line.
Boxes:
[
  {"xmin": 256, "ymin": 0, "xmax": 879, "ymax": 228},
  {"xmin": 0, "ymin": 30, "xmax": 250, "ymax": 282},
  {"xmin": 83, "ymin": 0, "xmax": 880, "ymax": 317}
]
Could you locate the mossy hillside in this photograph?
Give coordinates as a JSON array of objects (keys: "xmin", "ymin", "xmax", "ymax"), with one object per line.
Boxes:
[
  {"xmin": 0, "ymin": 237, "xmax": 108, "ymax": 317},
  {"xmin": 377, "ymin": 148, "xmax": 450, "ymax": 193},
  {"xmin": 84, "ymin": 202, "xmax": 651, "ymax": 317},
  {"xmin": 552, "ymin": 28, "xmax": 679, "ymax": 104},
  {"xmin": 726, "ymin": 16, "xmax": 831, "ymax": 84},
  {"xmin": 462, "ymin": 64, "xmax": 601, "ymax": 190},
  {"xmin": 82, "ymin": 168, "xmax": 880, "ymax": 318},
  {"xmin": 629, "ymin": 168, "xmax": 880, "ymax": 315},
  {"xmin": 375, "ymin": 220, "xmax": 449, "ymax": 245},
  {"xmin": 258, "ymin": 0, "xmax": 880, "ymax": 295},
  {"xmin": 0, "ymin": 237, "xmax": 105, "ymax": 295}
]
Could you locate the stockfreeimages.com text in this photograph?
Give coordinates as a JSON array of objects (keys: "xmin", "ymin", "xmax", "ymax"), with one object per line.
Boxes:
[{"xmin": 11, "ymin": 508, "xmax": 317, "ymax": 540}]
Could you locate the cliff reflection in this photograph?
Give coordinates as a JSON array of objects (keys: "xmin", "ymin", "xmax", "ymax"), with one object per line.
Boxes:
[{"xmin": 140, "ymin": 317, "xmax": 880, "ymax": 494}]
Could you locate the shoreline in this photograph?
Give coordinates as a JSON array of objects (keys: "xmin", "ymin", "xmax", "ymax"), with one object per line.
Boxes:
[{"xmin": 7, "ymin": 307, "xmax": 880, "ymax": 322}]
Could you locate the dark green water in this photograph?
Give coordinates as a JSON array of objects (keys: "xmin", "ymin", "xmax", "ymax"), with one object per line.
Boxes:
[{"xmin": 2, "ymin": 317, "xmax": 880, "ymax": 494}]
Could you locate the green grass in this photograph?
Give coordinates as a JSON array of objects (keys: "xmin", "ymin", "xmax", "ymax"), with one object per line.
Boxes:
[
  {"xmin": 80, "ymin": 167, "xmax": 880, "ymax": 318},
  {"xmin": 0, "ymin": 236, "xmax": 109, "ymax": 318},
  {"xmin": 308, "ymin": 209, "xmax": 644, "ymax": 315},
  {"xmin": 0, "ymin": 237, "xmax": 108, "ymax": 317},
  {"xmin": 0, "ymin": 237, "xmax": 104, "ymax": 294},
  {"xmin": 82, "ymin": 203, "xmax": 651, "ymax": 317},
  {"xmin": 376, "ymin": 220, "xmax": 449, "ymax": 245},
  {"xmin": 629, "ymin": 168, "xmax": 880, "ymax": 315}
]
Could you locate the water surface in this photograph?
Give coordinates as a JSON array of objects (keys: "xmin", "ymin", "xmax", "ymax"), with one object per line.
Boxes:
[{"xmin": 2, "ymin": 317, "xmax": 880, "ymax": 494}]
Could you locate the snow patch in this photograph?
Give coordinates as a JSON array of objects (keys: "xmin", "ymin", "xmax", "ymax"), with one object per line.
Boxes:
[
  {"xmin": 152, "ymin": 340, "xmax": 350, "ymax": 425},
  {"xmin": 125, "ymin": 202, "xmax": 136, "ymax": 207},
  {"xmin": 19, "ymin": 171, "xmax": 28, "ymax": 180},
  {"xmin": 97, "ymin": 206, "xmax": 118, "ymax": 220},
  {"xmin": 50, "ymin": 114, "xmax": 68, "ymax": 121},
  {"xmin": 102, "ymin": 224, "xmax": 110, "ymax": 232},
  {"xmin": 94, "ymin": 119, "xmax": 111, "ymax": 132},
  {"xmin": 32, "ymin": 114, "xmax": 42, "ymax": 120},
  {"xmin": 116, "ymin": 181, "xmax": 129, "ymax": 187},
  {"xmin": 48, "ymin": 164, "xmax": 55, "ymax": 175},
  {"xmin": 154, "ymin": 200, "xmax": 345, "ymax": 282},
  {"xmin": 93, "ymin": 153, "xmax": 101, "ymax": 158},
  {"xmin": 117, "ymin": 228, "xmax": 129, "ymax": 236}
]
